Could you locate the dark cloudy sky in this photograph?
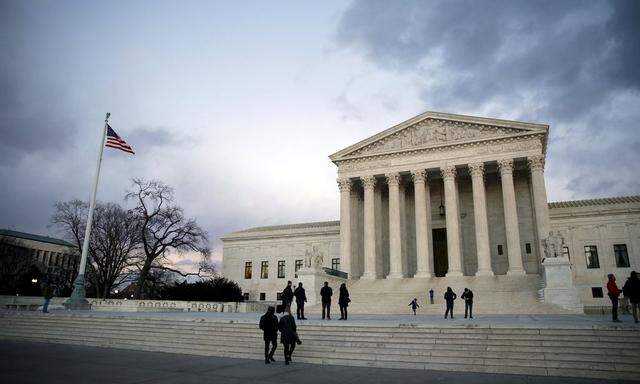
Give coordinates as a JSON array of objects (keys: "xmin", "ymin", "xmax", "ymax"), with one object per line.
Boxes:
[{"xmin": 1, "ymin": 0, "xmax": 639, "ymax": 263}]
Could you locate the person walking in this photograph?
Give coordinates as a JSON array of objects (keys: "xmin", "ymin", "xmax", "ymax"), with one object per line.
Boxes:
[
  {"xmin": 259, "ymin": 306, "xmax": 279, "ymax": 364},
  {"xmin": 429, "ymin": 289, "xmax": 434, "ymax": 305},
  {"xmin": 293, "ymin": 282, "xmax": 307, "ymax": 320},
  {"xmin": 607, "ymin": 274, "xmax": 622, "ymax": 323},
  {"xmin": 461, "ymin": 288, "xmax": 474, "ymax": 319},
  {"xmin": 320, "ymin": 281, "xmax": 333, "ymax": 320},
  {"xmin": 282, "ymin": 281, "xmax": 294, "ymax": 309},
  {"xmin": 623, "ymin": 271, "xmax": 640, "ymax": 323},
  {"xmin": 42, "ymin": 284, "xmax": 54, "ymax": 314},
  {"xmin": 408, "ymin": 298, "xmax": 419, "ymax": 315},
  {"xmin": 338, "ymin": 283, "xmax": 350, "ymax": 320},
  {"xmin": 444, "ymin": 287, "xmax": 457, "ymax": 319},
  {"xmin": 278, "ymin": 305, "xmax": 300, "ymax": 365}
]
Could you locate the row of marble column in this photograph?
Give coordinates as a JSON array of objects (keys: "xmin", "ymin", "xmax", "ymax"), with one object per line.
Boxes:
[{"xmin": 338, "ymin": 155, "xmax": 550, "ymax": 279}]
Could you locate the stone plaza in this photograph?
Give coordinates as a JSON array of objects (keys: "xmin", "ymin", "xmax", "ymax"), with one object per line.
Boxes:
[{"xmin": 222, "ymin": 111, "xmax": 640, "ymax": 313}]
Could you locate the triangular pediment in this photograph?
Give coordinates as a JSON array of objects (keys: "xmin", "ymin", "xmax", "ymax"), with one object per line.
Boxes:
[{"xmin": 330, "ymin": 111, "xmax": 548, "ymax": 161}]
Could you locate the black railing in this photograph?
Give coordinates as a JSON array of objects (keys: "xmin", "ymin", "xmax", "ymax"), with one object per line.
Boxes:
[{"xmin": 322, "ymin": 267, "xmax": 348, "ymax": 279}]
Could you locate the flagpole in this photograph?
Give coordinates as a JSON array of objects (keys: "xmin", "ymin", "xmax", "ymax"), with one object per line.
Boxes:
[{"xmin": 66, "ymin": 112, "xmax": 110, "ymax": 310}]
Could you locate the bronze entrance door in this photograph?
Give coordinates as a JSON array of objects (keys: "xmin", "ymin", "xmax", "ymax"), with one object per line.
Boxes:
[{"xmin": 432, "ymin": 228, "xmax": 448, "ymax": 277}]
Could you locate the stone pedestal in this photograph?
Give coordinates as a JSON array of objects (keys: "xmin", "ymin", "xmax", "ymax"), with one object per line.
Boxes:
[
  {"xmin": 297, "ymin": 268, "xmax": 346, "ymax": 307},
  {"xmin": 540, "ymin": 257, "xmax": 583, "ymax": 313}
]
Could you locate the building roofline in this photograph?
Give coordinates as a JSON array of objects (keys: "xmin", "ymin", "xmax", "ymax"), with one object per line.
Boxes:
[
  {"xmin": 0, "ymin": 229, "xmax": 76, "ymax": 248},
  {"xmin": 548, "ymin": 195, "xmax": 640, "ymax": 209}
]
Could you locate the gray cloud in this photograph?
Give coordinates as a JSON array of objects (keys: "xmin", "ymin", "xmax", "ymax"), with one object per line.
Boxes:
[{"xmin": 336, "ymin": 0, "xmax": 640, "ymax": 198}]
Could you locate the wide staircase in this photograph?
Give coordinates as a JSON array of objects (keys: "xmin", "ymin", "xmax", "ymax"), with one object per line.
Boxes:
[
  {"xmin": 1, "ymin": 311, "xmax": 639, "ymax": 380},
  {"xmin": 309, "ymin": 274, "xmax": 572, "ymax": 314}
]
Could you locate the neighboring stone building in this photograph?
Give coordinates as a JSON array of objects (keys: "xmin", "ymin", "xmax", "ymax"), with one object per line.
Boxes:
[
  {"xmin": 0, "ymin": 229, "xmax": 80, "ymax": 281},
  {"xmin": 222, "ymin": 111, "xmax": 640, "ymax": 313}
]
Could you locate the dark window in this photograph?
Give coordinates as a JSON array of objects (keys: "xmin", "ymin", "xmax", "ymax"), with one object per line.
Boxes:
[
  {"xmin": 525, "ymin": 243, "xmax": 531, "ymax": 254},
  {"xmin": 614, "ymin": 244, "xmax": 630, "ymax": 268},
  {"xmin": 261, "ymin": 261, "xmax": 269, "ymax": 279},
  {"xmin": 277, "ymin": 292, "xmax": 282, "ymax": 300},
  {"xmin": 497, "ymin": 245, "xmax": 503, "ymax": 255},
  {"xmin": 591, "ymin": 287, "xmax": 603, "ymax": 298},
  {"xmin": 562, "ymin": 246, "xmax": 570, "ymax": 260},
  {"xmin": 244, "ymin": 262, "xmax": 252, "ymax": 279},
  {"xmin": 332, "ymin": 258, "xmax": 340, "ymax": 270},
  {"xmin": 295, "ymin": 259, "xmax": 303, "ymax": 278},
  {"xmin": 259, "ymin": 293, "xmax": 266, "ymax": 301},
  {"xmin": 277, "ymin": 260, "xmax": 285, "ymax": 278},
  {"xmin": 585, "ymin": 246, "xmax": 600, "ymax": 269},
  {"xmin": 243, "ymin": 293, "xmax": 249, "ymax": 301}
]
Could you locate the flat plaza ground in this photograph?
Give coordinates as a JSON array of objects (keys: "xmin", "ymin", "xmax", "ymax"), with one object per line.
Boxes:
[{"xmin": 1, "ymin": 339, "xmax": 636, "ymax": 384}]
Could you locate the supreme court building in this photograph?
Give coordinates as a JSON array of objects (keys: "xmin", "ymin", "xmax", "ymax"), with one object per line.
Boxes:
[{"xmin": 222, "ymin": 111, "xmax": 640, "ymax": 313}]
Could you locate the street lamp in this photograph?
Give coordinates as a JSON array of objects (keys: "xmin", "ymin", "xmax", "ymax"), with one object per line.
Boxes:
[{"xmin": 31, "ymin": 278, "xmax": 38, "ymax": 283}]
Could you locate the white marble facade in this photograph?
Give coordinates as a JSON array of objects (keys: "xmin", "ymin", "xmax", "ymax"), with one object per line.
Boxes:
[{"xmin": 222, "ymin": 112, "xmax": 640, "ymax": 308}]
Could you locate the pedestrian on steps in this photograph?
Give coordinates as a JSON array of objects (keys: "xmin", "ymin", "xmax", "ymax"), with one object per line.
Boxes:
[
  {"xmin": 42, "ymin": 284, "xmax": 54, "ymax": 314},
  {"xmin": 278, "ymin": 305, "xmax": 301, "ymax": 365},
  {"xmin": 429, "ymin": 288, "xmax": 434, "ymax": 304},
  {"xmin": 259, "ymin": 306, "xmax": 278, "ymax": 364},
  {"xmin": 607, "ymin": 274, "xmax": 622, "ymax": 323},
  {"xmin": 461, "ymin": 288, "xmax": 474, "ymax": 319},
  {"xmin": 320, "ymin": 281, "xmax": 333, "ymax": 320},
  {"xmin": 444, "ymin": 287, "xmax": 457, "ymax": 319},
  {"xmin": 623, "ymin": 271, "xmax": 640, "ymax": 323},
  {"xmin": 294, "ymin": 282, "xmax": 307, "ymax": 320},
  {"xmin": 281, "ymin": 281, "xmax": 294, "ymax": 309},
  {"xmin": 408, "ymin": 298, "xmax": 420, "ymax": 315},
  {"xmin": 338, "ymin": 283, "xmax": 350, "ymax": 320}
]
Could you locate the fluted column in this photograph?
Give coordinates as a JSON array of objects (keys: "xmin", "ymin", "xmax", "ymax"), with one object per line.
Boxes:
[
  {"xmin": 469, "ymin": 163, "xmax": 494, "ymax": 276},
  {"xmin": 528, "ymin": 155, "xmax": 550, "ymax": 259},
  {"xmin": 338, "ymin": 178, "xmax": 352, "ymax": 277},
  {"xmin": 386, "ymin": 172, "xmax": 403, "ymax": 278},
  {"xmin": 412, "ymin": 169, "xmax": 433, "ymax": 278},
  {"xmin": 361, "ymin": 176, "xmax": 378, "ymax": 279},
  {"xmin": 441, "ymin": 165, "xmax": 463, "ymax": 276},
  {"xmin": 498, "ymin": 159, "xmax": 525, "ymax": 275}
]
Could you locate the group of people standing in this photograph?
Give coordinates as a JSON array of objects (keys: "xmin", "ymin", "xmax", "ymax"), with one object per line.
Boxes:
[
  {"xmin": 607, "ymin": 271, "xmax": 640, "ymax": 323},
  {"xmin": 409, "ymin": 287, "xmax": 474, "ymax": 319},
  {"xmin": 279, "ymin": 280, "xmax": 350, "ymax": 321}
]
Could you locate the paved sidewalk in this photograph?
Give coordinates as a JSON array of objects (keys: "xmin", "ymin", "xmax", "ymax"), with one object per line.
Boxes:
[
  {"xmin": 0, "ymin": 339, "xmax": 635, "ymax": 384},
  {"xmin": 5, "ymin": 309, "xmax": 638, "ymax": 329}
]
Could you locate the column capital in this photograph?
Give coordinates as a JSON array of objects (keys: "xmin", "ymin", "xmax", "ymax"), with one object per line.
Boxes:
[
  {"xmin": 497, "ymin": 159, "xmax": 514, "ymax": 174},
  {"xmin": 468, "ymin": 162, "xmax": 485, "ymax": 178},
  {"xmin": 337, "ymin": 178, "xmax": 352, "ymax": 193},
  {"xmin": 440, "ymin": 165, "xmax": 457, "ymax": 180},
  {"xmin": 528, "ymin": 155, "xmax": 545, "ymax": 172},
  {"xmin": 385, "ymin": 172, "xmax": 401, "ymax": 186},
  {"xmin": 361, "ymin": 175, "xmax": 377, "ymax": 189},
  {"xmin": 410, "ymin": 169, "xmax": 427, "ymax": 184}
]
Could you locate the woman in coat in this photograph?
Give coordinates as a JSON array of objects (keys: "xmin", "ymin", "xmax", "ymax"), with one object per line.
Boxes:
[
  {"xmin": 278, "ymin": 306, "xmax": 299, "ymax": 364},
  {"xmin": 338, "ymin": 283, "xmax": 350, "ymax": 320}
]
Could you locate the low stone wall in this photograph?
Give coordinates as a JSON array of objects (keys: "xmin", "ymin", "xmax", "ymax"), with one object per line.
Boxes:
[{"xmin": 0, "ymin": 295, "xmax": 263, "ymax": 313}]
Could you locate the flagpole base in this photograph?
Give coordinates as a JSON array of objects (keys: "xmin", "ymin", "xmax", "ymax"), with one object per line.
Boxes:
[{"xmin": 64, "ymin": 274, "xmax": 92, "ymax": 310}]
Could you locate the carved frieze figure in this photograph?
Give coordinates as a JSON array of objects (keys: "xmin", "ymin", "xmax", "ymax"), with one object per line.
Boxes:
[
  {"xmin": 304, "ymin": 246, "xmax": 324, "ymax": 270},
  {"xmin": 543, "ymin": 231, "xmax": 565, "ymax": 259}
]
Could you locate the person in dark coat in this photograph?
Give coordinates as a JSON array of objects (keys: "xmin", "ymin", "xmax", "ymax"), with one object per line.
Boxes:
[
  {"xmin": 461, "ymin": 288, "xmax": 474, "ymax": 319},
  {"xmin": 259, "ymin": 306, "xmax": 279, "ymax": 364},
  {"xmin": 282, "ymin": 281, "xmax": 294, "ymax": 308},
  {"xmin": 293, "ymin": 282, "xmax": 307, "ymax": 320},
  {"xmin": 338, "ymin": 283, "xmax": 350, "ymax": 320},
  {"xmin": 444, "ymin": 287, "xmax": 457, "ymax": 319},
  {"xmin": 408, "ymin": 298, "xmax": 419, "ymax": 315},
  {"xmin": 607, "ymin": 274, "xmax": 622, "ymax": 322},
  {"xmin": 320, "ymin": 281, "xmax": 333, "ymax": 320},
  {"xmin": 429, "ymin": 289, "xmax": 434, "ymax": 304},
  {"xmin": 278, "ymin": 305, "xmax": 300, "ymax": 365},
  {"xmin": 42, "ymin": 284, "xmax": 54, "ymax": 314},
  {"xmin": 623, "ymin": 271, "xmax": 640, "ymax": 323}
]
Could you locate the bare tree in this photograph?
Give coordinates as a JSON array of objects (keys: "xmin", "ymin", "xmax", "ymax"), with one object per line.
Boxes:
[
  {"xmin": 51, "ymin": 200, "xmax": 139, "ymax": 298},
  {"xmin": 126, "ymin": 178, "xmax": 210, "ymax": 299}
]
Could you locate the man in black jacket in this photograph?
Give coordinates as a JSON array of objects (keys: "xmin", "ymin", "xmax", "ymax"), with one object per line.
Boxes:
[
  {"xmin": 282, "ymin": 281, "xmax": 294, "ymax": 309},
  {"xmin": 294, "ymin": 282, "xmax": 307, "ymax": 320},
  {"xmin": 461, "ymin": 288, "xmax": 474, "ymax": 319},
  {"xmin": 320, "ymin": 281, "xmax": 333, "ymax": 320},
  {"xmin": 259, "ymin": 306, "xmax": 279, "ymax": 364}
]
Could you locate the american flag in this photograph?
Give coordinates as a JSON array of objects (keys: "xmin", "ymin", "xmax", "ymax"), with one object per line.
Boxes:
[{"xmin": 106, "ymin": 124, "xmax": 135, "ymax": 154}]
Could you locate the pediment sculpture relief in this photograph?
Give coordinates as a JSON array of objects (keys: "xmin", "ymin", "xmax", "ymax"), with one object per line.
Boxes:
[{"xmin": 350, "ymin": 119, "xmax": 528, "ymax": 157}]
